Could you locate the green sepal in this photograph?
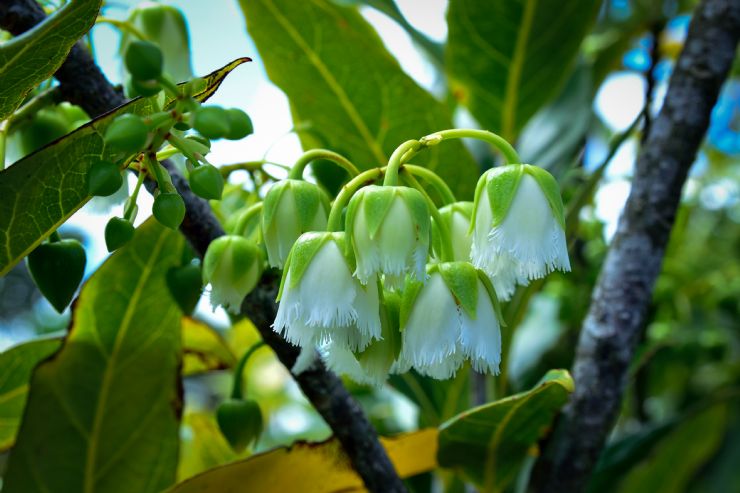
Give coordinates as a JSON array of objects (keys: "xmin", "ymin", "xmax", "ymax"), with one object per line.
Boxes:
[
  {"xmin": 400, "ymin": 186, "xmax": 431, "ymax": 244},
  {"xmin": 182, "ymin": 134, "xmax": 211, "ymax": 155},
  {"xmin": 477, "ymin": 270, "xmax": 507, "ymax": 328},
  {"xmin": 438, "ymin": 261, "xmax": 479, "ymax": 319},
  {"xmin": 486, "ymin": 165, "xmax": 524, "ymax": 228},
  {"xmin": 359, "ymin": 185, "xmax": 396, "ymax": 240},
  {"xmin": 26, "ymin": 239, "xmax": 86, "ymax": 313},
  {"xmin": 261, "ymin": 179, "xmax": 289, "ymax": 230},
  {"xmin": 275, "ymin": 246, "xmax": 293, "ymax": 302},
  {"xmin": 380, "ymin": 288, "xmax": 402, "ymax": 360},
  {"xmin": 292, "ymin": 180, "xmax": 326, "ymax": 230},
  {"xmin": 399, "ymin": 276, "xmax": 425, "ymax": 331},
  {"xmin": 524, "ymin": 164, "xmax": 566, "ymax": 230},
  {"xmin": 286, "ymin": 232, "xmax": 331, "ymax": 291}
]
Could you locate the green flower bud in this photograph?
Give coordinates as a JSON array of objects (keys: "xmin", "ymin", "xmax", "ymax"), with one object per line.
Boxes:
[
  {"xmin": 19, "ymin": 108, "xmax": 69, "ymax": 154},
  {"xmin": 166, "ymin": 263, "xmax": 202, "ymax": 315},
  {"xmin": 125, "ymin": 40, "xmax": 163, "ymax": 81},
  {"xmin": 104, "ymin": 217, "xmax": 135, "ymax": 252},
  {"xmin": 193, "ymin": 106, "xmax": 230, "ymax": 139},
  {"xmin": 27, "ymin": 239, "xmax": 87, "ymax": 313},
  {"xmin": 105, "ymin": 114, "xmax": 148, "ymax": 153},
  {"xmin": 261, "ymin": 179, "xmax": 329, "ymax": 269},
  {"xmin": 87, "ymin": 160, "xmax": 123, "ymax": 197},
  {"xmin": 153, "ymin": 191, "xmax": 186, "ymax": 229},
  {"xmin": 185, "ymin": 133, "xmax": 211, "ymax": 151},
  {"xmin": 224, "ymin": 109, "xmax": 253, "ymax": 140},
  {"xmin": 216, "ymin": 398, "xmax": 263, "ymax": 453},
  {"xmin": 202, "ymin": 235, "xmax": 262, "ymax": 313},
  {"xmin": 346, "ymin": 185, "xmax": 430, "ymax": 288},
  {"xmin": 188, "ymin": 164, "xmax": 224, "ymax": 200}
]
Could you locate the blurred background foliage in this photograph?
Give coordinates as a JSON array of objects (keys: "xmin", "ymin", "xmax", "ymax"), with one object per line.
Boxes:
[{"xmin": 1, "ymin": 0, "xmax": 739, "ymax": 491}]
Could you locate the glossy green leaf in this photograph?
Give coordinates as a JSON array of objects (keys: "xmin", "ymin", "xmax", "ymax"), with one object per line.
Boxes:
[
  {"xmin": 240, "ymin": 0, "xmax": 478, "ymax": 197},
  {"xmin": 446, "ymin": 0, "xmax": 600, "ymax": 140},
  {"xmin": 2, "ymin": 219, "xmax": 185, "ymax": 493},
  {"xmin": 0, "ymin": 0, "xmax": 102, "ymax": 120},
  {"xmin": 0, "ymin": 338, "xmax": 62, "ymax": 451},
  {"xmin": 616, "ymin": 405, "xmax": 728, "ymax": 493},
  {"xmin": 437, "ymin": 369, "xmax": 574, "ymax": 491},
  {"xmin": 0, "ymin": 58, "xmax": 249, "ymax": 276}
]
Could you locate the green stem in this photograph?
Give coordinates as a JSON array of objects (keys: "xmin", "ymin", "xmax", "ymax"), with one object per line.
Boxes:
[
  {"xmin": 234, "ymin": 202, "xmax": 264, "ymax": 236},
  {"xmin": 327, "ymin": 167, "xmax": 385, "ymax": 231},
  {"xmin": 288, "ymin": 149, "xmax": 361, "ymax": 180},
  {"xmin": 156, "ymin": 75, "xmax": 182, "ymax": 100},
  {"xmin": 6, "ymin": 87, "xmax": 61, "ymax": 133},
  {"xmin": 402, "ymin": 164, "xmax": 456, "ymax": 204},
  {"xmin": 124, "ymin": 171, "xmax": 146, "ymax": 221},
  {"xmin": 155, "ymin": 146, "xmax": 179, "ymax": 162},
  {"xmin": 220, "ymin": 160, "xmax": 289, "ymax": 178},
  {"xmin": 166, "ymin": 132, "xmax": 202, "ymax": 165},
  {"xmin": 95, "ymin": 18, "xmax": 149, "ymax": 41},
  {"xmin": 401, "ymin": 170, "xmax": 453, "ymax": 262},
  {"xmin": 145, "ymin": 155, "xmax": 171, "ymax": 192},
  {"xmin": 383, "ymin": 140, "xmax": 420, "ymax": 186},
  {"xmin": 231, "ymin": 341, "xmax": 266, "ymax": 400},
  {"xmin": 421, "ymin": 129, "xmax": 520, "ymax": 164},
  {"xmin": 49, "ymin": 231, "xmax": 62, "ymax": 243}
]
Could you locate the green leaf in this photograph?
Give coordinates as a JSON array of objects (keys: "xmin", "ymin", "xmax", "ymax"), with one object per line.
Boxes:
[
  {"xmin": 615, "ymin": 405, "xmax": 728, "ymax": 493},
  {"xmin": 0, "ymin": 58, "xmax": 249, "ymax": 276},
  {"xmin": 0, "ymin": 338, "xmax": 62, "ymax": 452},
  {"xmin": 169, "ymin": 429, "xmax": 439, "ymax": 493},
  {"xmin": 182, "ymin": 318, "xmax": 237, "ymax": 376},
  {"xmin": 2, "ymin": 219, "xmax": 185, "ymax": 493},
  {"xmin": 437, "ymin": 369, "xmax": 574, "ymax": 491},
  {"xmin": 446, "ymin": 0, "xmax": 600, "ymax": 140},
  {"xmin": 240, "ymin": 0, "xmax": 479, "ymax": 197},
  {"xmin": 0, "ymin": 0, "xmax": 102, "ymax": 120}
]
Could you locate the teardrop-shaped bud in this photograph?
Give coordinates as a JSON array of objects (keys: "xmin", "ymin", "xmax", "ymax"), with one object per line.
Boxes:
[
  {"xmin": 87, "ymin": 160, "xmax": 123, "ymax": 197},
  {"xmin": 153, "ymin": 192, "xmax": 186, "ymax": 229},
  {"xmin": 104, "ymin": 217, "xmax": 135, "ymax": 252},
  {"xmin": 216, "ymin": 398, "xmax": 263, "ymax": 453},
  {"xmin": 188, "ymin": 164, "xmax": 224, "ymax": 200},
  {"xmin": 27, "ymin": 239, "xmax": 87, "ymax": 313}
]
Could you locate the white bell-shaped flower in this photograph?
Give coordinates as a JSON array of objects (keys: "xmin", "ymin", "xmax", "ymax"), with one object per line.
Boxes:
[
  {"xmin": 261, "ymin": 179, "xmax": 329, "ymax": 269},
  {"xmin": 202, "ymin": 235, "xmax": 262, "ymax": 313},
  {"xmin": 433, "ymin": 201, "xmax": 473, "ymax": 262},
  {"xmin": 346, "ymin": 185, "xmax": 430, "ymax": 288},
  {"xmin": 398, "ymin": 263, "xmax": 502, "ymax": 379},
  {"xmin": 274, "ymin": 232, "xmax": 381, "ymax": 351},
  {"xmin": 471, "ymin": 165, "xmax": 570, "ymax": 300}
]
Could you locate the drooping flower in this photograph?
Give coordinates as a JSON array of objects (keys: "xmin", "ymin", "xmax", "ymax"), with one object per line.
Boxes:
[
  {"xmin": 261, "ymin": 179, "xmax": 330, "ymax": 269},
  {"xmin": 202, "ymin": 235, "xmax": 262, "ymax": 313},
  {"xmin": 398, "ymin": 262, "xmax": 502, "ymax": 379},
  {"xmin": 274, "ymin": 232, "xmax": 381, "ymax": 352},
  {"xmin": 346, "ymin": 185, "xmax": 430, "ymax": 289},
  {"xmin": 433, "ymin": 201, "xmax": 474, "ymax": 262},
  {"xmin": 470, "ymin": 165, "xmax": 570, "ymax": 300}
]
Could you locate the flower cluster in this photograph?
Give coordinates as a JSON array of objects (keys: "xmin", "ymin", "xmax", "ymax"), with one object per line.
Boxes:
[{"xmin": 202, "ymin": 131, "xmax": 570, "ymax": 386}]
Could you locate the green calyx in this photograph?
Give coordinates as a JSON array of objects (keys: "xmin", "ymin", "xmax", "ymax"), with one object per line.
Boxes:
[
  {"xmin": 105, "ymin": 114, "xmax": 149, "ymax": 153},
  {"xmin": 104, "ymin": 217, "xmax": 135, "ymax": 252},
  {"xmin": 523, "ymin": 164, "xmax": 566, "ymax": 229},
  {"xmin": 216, "ymin": 398, "xmax": 263, "ymax": 453},
  {"xmin": 153, "ymin": 191, "xmax": 186, "ymax": 229},
  {"xmin": 125, "ymin": 40, "xmax": 164, "ymax": 81},
  {"xmin": 262, "ymin": 179, "xmax": 329, "ymax": 237},
  {"xmin": 87, "ymin": 160, "xmax": 123, "ymax": 197},
  {"xmin": 166, "ymin": 263, "xmax": 202, "ymax": 315},
  {"xmin": 189, "ymin": 164, "xmax": 224, "ymax": 200},
  {"xmin": 26, "ymin": 238, "xmax": 87, "ymax": 313},
  {"xmin": 399, "ymin": 276, "xmax": 424, "ymax": 331},
  {"xmin": 437, "ymin": 261, "xmax": 479, "ymax": 319}
]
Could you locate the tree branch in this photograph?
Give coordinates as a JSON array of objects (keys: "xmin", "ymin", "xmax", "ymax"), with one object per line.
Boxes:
[
  {"xmin": 530, "ymin": 1, "xmax": 740, "ymax": 492},
  {"xmin": 0, "ymin": 2, "xmax": 406, "ymax": 491}
]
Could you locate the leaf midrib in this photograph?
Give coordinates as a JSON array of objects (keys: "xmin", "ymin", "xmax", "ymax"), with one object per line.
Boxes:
[
  {"xmin": 256, "ymin": 0, "xmax": 387, "ymax": 165},
  {"xmin": 501, "ymin": 0, "xmax": 536, "ymax": 141},
  {"xmin": 82, "ymin": 233, "xmax": 169, "ymax": 493}
]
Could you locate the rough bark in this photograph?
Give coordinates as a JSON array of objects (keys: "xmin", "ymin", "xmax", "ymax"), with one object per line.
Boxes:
[
  {"xmin": 530, "ymin": 1, "xmax": 740, "ymax": 492},
  {"xmin": 0, "ymin": 2, "xmax": 406, "ymax": 491}
]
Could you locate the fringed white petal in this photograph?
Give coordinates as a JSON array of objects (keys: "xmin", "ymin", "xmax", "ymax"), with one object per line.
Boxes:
[
  {"xmin": 292, "ymin": 346, "xmax": 319, "ymax": 375},
  {"xmin": 415, "ymin": 350, "xmax": 465, "ymax": 379},
  {"xmin": 322, "ymin": 343, "xmax": 386, "ymax": 387},
  {"xmin": 460, "ymin": 280, "xmax": 502, "ymax": 375},
  {"xmin": 400, "ymin": 274, "xmax": 461, "ymax": 368}
]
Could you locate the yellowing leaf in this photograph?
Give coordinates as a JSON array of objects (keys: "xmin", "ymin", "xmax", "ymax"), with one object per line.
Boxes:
[
  {"xmin": 169, "ymin": 429, "xmax": 438, "ymax": 493},
  {"xmin": 182, "ymin": 318, "xmax": 236, "ymax": 376}
]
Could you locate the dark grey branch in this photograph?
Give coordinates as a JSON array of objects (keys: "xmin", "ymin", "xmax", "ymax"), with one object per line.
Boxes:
[
  {"xmin": 530, "ymin": 1, "xmax": 740, "ymax": 492},
  {"xmin": 0, "ymin": 2, "xmax": 406, "ymax": 491}
]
